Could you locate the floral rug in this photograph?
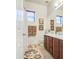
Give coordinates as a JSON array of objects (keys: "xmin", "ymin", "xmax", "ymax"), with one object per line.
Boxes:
[{"xmin": 24, "ymin": 45, "xmax": 43, "ymax": 59}]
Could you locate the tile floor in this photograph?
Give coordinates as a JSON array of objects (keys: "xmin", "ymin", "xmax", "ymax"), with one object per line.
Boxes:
[
  {"xmin": 37, "ymin": 44, "xmax": 54, "ymax": 59},
  {"xmin": 24, "ymin": 44, "xmax": 53, "ymax": 59}
]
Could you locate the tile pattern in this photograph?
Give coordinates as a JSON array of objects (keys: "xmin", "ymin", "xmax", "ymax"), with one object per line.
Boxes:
[
  {"xmin": 24, "ymin": 45, "xmax": 43, "ymax": 59},
  {"xmin": 24, "ymin": 44, "xmax": 53, "ymax": 59}
]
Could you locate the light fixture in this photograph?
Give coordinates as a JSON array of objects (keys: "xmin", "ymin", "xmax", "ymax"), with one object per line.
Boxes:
[
  {"xmin": 44, "ymin": 0, "xmax": 51, "ymax": 4},
  {"xmin": 55, "ymin": 1, "xmax": 59, "ymax": 7},
  {"xmin": 45, "ymin": 1, "xmax": 49, "ymax": 3},
  {"xmin": 54, "ymin": 0, "xmax": 63, "ymax": 9}
]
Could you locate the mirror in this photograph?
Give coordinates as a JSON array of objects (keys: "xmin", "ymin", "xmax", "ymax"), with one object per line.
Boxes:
[{"xmin": 55, "ymin": 4, "xmax": 63, "ymax": 33}]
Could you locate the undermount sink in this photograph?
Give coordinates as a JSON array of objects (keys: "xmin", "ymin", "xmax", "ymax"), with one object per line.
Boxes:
[{"xmin": 48, "ymin": 31, "xmax": 63, "ymax": 35}]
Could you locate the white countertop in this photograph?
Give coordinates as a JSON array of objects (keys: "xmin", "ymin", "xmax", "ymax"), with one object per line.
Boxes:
[{"xmin": 45, "ymin": 33, "xmax": 63, "ymax": 40}]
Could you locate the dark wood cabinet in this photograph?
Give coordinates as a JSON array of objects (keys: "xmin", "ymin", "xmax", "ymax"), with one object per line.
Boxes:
[
  {"xmin": 59, "ymin": 40, "xmax": 63, "ymax": 59},
  {"xmin": 47, "ymin": 36, "xmax": 50, "ymax": 51},
  {"xmin": 44, "ymin": 35, "xmax": 63, "ymax": 59},
  {"xmin": 53, "ymin": 38, "xmax": 60, "ymax": 59},
  {"xmin": 44, "ymin": 35, "xmax": 47, "ymax": 49},
  {"xmin": 49, "ymin": 37, "xmax": 53, "ymax": 55}
]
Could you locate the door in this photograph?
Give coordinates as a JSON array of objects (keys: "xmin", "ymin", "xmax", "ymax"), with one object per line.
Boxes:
[
  {"xmin": 47, "ymin": 36, "xmax": 50, "ymax": 51},
  {"xmin": 16, "ymin": 9, "xmax": 28, "ymax": 59},
  {"xmin": 49, "ymin": 37, "xmax": 53, "ymax": 55},
  {"xmin": 59, "ymin": 40, "xmax": 63, "ymax": 59},
  {"xmin": 44, "ymin": 35, "xmax": 47, "ymax": 49},
  {"xmin": 53, "ymin": 38, "xmax": 60, "ymax": 59}
]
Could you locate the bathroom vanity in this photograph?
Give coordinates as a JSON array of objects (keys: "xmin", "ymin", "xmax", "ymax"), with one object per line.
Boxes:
[{"xmin": 44, "ymin": 33, "xmax": 63, "ymax": 59}]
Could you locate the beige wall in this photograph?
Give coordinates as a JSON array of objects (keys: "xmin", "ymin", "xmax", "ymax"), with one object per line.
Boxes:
[
  {"xmin": 47, "ymin": 0, "xmax": 63, "ymax": 31},
  {"xmin": 23, "ymin": 1, "xmax": 47, "ymax": 45}
]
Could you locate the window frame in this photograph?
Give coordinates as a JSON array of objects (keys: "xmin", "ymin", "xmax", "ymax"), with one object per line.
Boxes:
[
  {"xmin": 26, "ymin": 10, "xmax": 35, "ymax": 22},
  {"xmin": 56, "ymin": 15, "xmax": 63, "ymax": 24}
]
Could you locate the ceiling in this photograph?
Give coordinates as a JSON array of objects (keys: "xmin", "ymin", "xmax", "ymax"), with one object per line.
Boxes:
[
  {"xmin": 24, "ymin": 0, "xmax": 52, "ymax": 5},
  {"xmin": 24, "ymin": 0, "xmax": 63, "ymax": 12},
  {"xmin": 57, "ymin": 4, "xmax": 63, "ymax": 11}
]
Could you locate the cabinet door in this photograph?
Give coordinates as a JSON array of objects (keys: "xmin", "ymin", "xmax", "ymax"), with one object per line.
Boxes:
[
  {"xmin": 53, "ymin": 38, "xmax": 60, "ymax": 59},
  {"xmin": 59, "ymin": 40, "xmax": 63, "ymax": 59},
  {"xmin": 44, "ymin": 35, "xmax": 47, "ymax": 49},
  {"xmin": 49, "ymin": 37, "xmax": 53, "ymax": 55},
  {"xmin": 47, "ymin": 36, "xmax": 50, "ymax": 51}
]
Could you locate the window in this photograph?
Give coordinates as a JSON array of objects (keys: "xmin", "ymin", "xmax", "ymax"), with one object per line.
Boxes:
[
  {"xmin": 26, "ymin": 10, "xmax": 35, "ymax": 22},
  {"xmin": 56, "ymin": 15, "xmax": 63, "ymax": 24},
  {"xmin": 16, "ymin": 10, "xmax": 23, "ymax": 21},
  {"xmin": 16, "ymin": 10, "xmax": 21, "ymax": 21}
]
